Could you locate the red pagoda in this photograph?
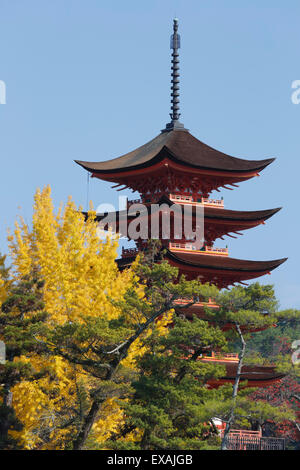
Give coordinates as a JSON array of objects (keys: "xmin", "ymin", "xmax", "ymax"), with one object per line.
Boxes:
[{"xmin": 76, "ymin": 19, "xmax": 286, "ymax": 390}]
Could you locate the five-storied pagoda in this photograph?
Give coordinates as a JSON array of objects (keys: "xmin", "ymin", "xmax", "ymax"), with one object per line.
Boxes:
[{"xmin": 75, "ymin": 20, "xmax": 287, "ymax": 390}]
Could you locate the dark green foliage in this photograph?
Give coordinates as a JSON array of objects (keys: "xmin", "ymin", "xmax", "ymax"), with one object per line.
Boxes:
[
  {"xmin": 247, "ymin": 314, "xmax": 300, "ymax": 359},
  {"xmin": 105, "ymin": 316, "xmax": 228, "ymax": 450},
  {"xmin": 39, "ymin": 241, "xmax": 223, "ymax": 449},
  {"xmin": 0, "ymin": 269, "xmax": 48, "ymax": 450},
  {"xmin": 1, "ymin": 242, "xmax": 298, "ymax": 450}
]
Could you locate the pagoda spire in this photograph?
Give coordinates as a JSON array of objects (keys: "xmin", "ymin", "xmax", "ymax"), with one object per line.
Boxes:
[{"xmin": 163, "ymin": 18, "xmax": 186, "ymax": 132}]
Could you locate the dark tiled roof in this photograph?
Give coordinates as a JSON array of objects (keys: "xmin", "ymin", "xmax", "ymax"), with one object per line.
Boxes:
[
  {"xmin": 220, "ymin": 363, "xmax": 285, "ymax": 382},
  {"xmin": 147, "ymin": 195, "xmax": 281, "ymax": 221},
  {"xmin": 75, "ymin": 129, "xmax": 274, "ymax": 174},
  {"xmin": 202, "ymin": 207, "xmax": 281, "ymax": 221},
  {"xmin": 87, "ymin": 206, "xmax": 281, "ymax": 223},
  {"xmin": 116, "ymin": 250, "xmax": 287, "ymax": 274},
  {"xmin": 167, "ymin": 250, "xmax": 287, "ymax": 273}
]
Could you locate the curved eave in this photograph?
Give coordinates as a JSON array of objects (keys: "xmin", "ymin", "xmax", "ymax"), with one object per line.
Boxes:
[
  {"xmin": 203, "ymin": 361, "xmax": 285, "ymax": 387},
  {"xmin": 203, "ymin": 207, "xmax": 281, "ymax": 222},
  {"xmin": 207, "ymin": 375, "xmax": 285, "ymax": 388},
  {"xmin": 166, "ymin": 251, "xmax": 287, "ymax": 274},
  {"xmin": 75, "ymin": 129, "xmax": 275, "ymax": 176},
  {"xmin": 117, "ymin": 255, "xmax": 137, "ymax": 270},
  {"xmin": 89, "ymin": 206, "xmax": 281, "ymax": 224},
  {"xmin": 153, "ymin": 197, "xmax": 282, "ymax": 222},
  {"xmin": 116, "ymin": 252, "xmax": 287, "ymax": 279}
]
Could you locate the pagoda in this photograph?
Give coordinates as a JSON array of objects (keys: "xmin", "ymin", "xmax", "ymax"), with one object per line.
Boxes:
[{"xmin": 76, "ymin": 19, "xmax": 286, "ymax": 389}]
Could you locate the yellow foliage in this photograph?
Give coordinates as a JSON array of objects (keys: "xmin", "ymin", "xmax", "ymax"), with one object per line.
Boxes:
[
  {"xmin": 10, "ymin": 355, "xmax": 78, "ymax": 449},
  {"xmin": 5, "ymin": 186, "xmax": 138, "ymax": 448},
  {"xmin": 92, "ymin": 398, "xmax": 125, "ymax": 443},
  {"xmin": 4, "ymin": 186, "xmax": 170, "ymax": 449},
  {"xmin": 8, "ymin": 187, "xmax": 133, "ymax": 325},
  {"xmin": 122, "ymin": 309, "xmax": 174, "ymax": 369},
  {"xmin": 0, "ymin": 277, "xmax": 6, "ymax": 305}
]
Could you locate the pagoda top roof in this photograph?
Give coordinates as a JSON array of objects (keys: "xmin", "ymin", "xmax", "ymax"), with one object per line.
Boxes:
[{"xmin": 75, "ymin": 129, "xmax": 275, "ymax": 175}]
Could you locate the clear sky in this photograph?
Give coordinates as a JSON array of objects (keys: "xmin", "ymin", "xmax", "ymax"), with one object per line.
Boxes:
[{"xmin": 0, "ymin": 0, "xmax": 299, "ymax": 309}]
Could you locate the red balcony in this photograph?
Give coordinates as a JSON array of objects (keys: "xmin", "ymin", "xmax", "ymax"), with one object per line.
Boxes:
[
  {"xmin": 169, "ymin": 194, "xmax": 224, "ymax": 208},
  {"xmin": 121, "ymin": 247, "xmax": 139, "ymax": 258},
  {"xmin": 221, "ymin": 429, "xmax": 285, "ymax": 450},
  {"xmin": 202, "ymin": 351, "xmax": 239, "ymax": 362},
  {"xmin": 169, "ymin": 242, "xmax": 228, "ymax": 256},
  {"xmin": 127, "ymin": 195, "xmax": 225, "ymax": 208},
  {"xmin": 212, "ymin": 419, "xmax": 285, "ymax": 450}
]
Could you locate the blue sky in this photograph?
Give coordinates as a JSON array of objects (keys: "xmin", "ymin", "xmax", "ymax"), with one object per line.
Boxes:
[{"xmin": 0, "ymin": 0, "xmax": 299, "ymax": 309}]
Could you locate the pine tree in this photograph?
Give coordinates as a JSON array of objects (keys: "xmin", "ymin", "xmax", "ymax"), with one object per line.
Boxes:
[
  {"xmin": 249, "ymin": 337, "xmax": 300, "ymax": 448},
  {"xmin": 4, "ymin": 186, "xmax": 140, "ymax": 449},
  {"xmin": 3, "ymin": 186, "xmax": 299, "ymax": 450},
  {"xmin": 40, "ymin": 241, "xmax": 223, "ymax": 449},
  {"xmin": 210, "ymin": 283, "xmax": 300, "ymax": 449},
  {"xmin": 0, "ymin": 272, "xmax": 48, "ymax": 449},
  {"xmin": 104, "ymin": 315, "xmax": 228, "ymax": 450}
]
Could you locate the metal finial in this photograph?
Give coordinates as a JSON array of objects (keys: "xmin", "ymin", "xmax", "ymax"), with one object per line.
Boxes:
[
  {"xmin": 163, "ymin": 19, "xmax": 186, "ymax": 132},
  {"xmin": 170, "ymin": 18, "xmax": 180, "ymax": 121}
]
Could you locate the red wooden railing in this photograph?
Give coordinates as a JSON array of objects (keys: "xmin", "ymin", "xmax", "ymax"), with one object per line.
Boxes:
[
  {"xmin": 169, "ymin": 242, "xmax": 228, "ymax": 255},
  {"xmin": 219, "ymin": 428, "xmax": 285, "ymax": 450},
  {"xmin": 121, "ymin": 247, "xmax": 139, "ymax": 258},
  {"xmin": 126, "ymin": 195, "xmax": 224, "ymax": 208},
  {"xmin": 169, "ymin": 194, "xmax": 224, "ymax": 207},
  {"xmin": 222, "ymin": 434, "xmax": 285, "ymax": 450}
]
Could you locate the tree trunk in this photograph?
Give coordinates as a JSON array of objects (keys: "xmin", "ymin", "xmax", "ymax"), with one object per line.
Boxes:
[
  {"xmin": 71, "ymin": 303, "xmax": 172, "ymax": 449},
  {"xmin": 72, "ymin": 399, "xmax": 101, "ymax": 450},
  {"xmin": 221, "ymin": 323, "xmax": 246, "ymax": 450},
  {"xmin": 0, "ymin": 386, "xmax": 13, "ymax": 449}
]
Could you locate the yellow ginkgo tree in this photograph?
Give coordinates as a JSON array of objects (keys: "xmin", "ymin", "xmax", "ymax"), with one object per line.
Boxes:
[
  {"xmin": 1, "ymin": 186, "xmax": 219, "ymax": 450},
  {"xmin": 2, "ymin": 186, "xmax": 141, "ymax": 449}
]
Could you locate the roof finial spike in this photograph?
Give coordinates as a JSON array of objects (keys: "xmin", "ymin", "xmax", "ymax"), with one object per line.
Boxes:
[
  {"xmin": 170, "ymin": 18, "xmax": 180, "ymax": 121},
  {"xmin": 163, "ymin": 18, "xmax": 187, "ymax": 133}
]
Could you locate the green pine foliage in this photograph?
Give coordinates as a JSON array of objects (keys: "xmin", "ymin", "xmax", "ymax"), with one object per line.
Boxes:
[
  {"xmin": 38, "ymin": 241, "xmax": 224, "ymax": 450},
  {"xmin": 105, "ymin": 278, "xmax": 300, "ymax": 450},
  {"xmin": 105, "ymin": 316, "xmax": 229, "ymax": 450},
  {"xmin": 0, "ymin": 243, "xmax": 299, "ymax": 449},
  {"xmin": 0, "ymin": 270, "xmax": 48, "ymax": 449}
]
